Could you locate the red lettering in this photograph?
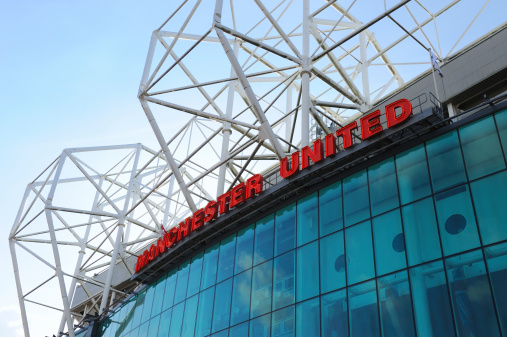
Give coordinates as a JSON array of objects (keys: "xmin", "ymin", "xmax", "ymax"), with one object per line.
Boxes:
[
  {"xmin": 148, "ymin": 244, "xmax": 156, "ymax": 262},
  {"xmin": 360, "ymin": 110, "xmax": 383, "ymax": 140},
  {"xmin": 386, "ymin": 99, "xmax": 412, "ymax": 128},
  {"xmin": 280, "ymin": 152, "xmax": 299, "ymax": 178},
  {"xmin": 157, "ymin": 238, "xmax": 166, "ymax": 255},
  {"xmin": 191, "ymin": 209, "xmax": 205, "ymax": 231},
  {"xmin": 246, "ymin": 174, "xmax": 263, "ymax": 199},
  {"xmin": 135, "ymin": 251, "xmax": 147, "ymax": 273},
  {"xmin": 301, "ymin": 139, "xmax": 324, "ymax": 170},
  {"xmin": 216, "ymin": 192, "xmax": 231, "ymax": 215},
  {"xmin": 230, "ymin": 183, "xmax": 245, "ymax": 208},
  {"xmin": 325, "ymin": 133, "xmax": 336, "ymax": 158},
  {"xmin": 336, "ymin": 122, "xmax": 358, "ymax": 149},
  {"xmin": 178, "ymin": 218, "xmax": 191, "ymax": 241},
  {"xmin": 204, "ymin": 201, "xmax": 218, "ymax": 223},
  {"xmin": 165, "ymin": 227, "xmax": 178, "ymax": 247}
]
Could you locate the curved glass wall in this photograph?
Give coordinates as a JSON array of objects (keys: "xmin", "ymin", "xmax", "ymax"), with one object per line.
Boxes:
[{"xmin": 98, "ymin": 109, "xmax": 507, "ymax": 337}]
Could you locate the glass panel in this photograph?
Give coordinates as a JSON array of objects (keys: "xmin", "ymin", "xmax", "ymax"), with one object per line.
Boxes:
[
  {"xmin": 343, "ymin": 169, "xmax": 370, "ymax": 226},
  {"xmin": 251, "ymin": 260, "xmax": 273, "ymax": 318},
  {"xmin": 409, "ymin": 261, "xmax": 455, "ymax": 337},
  {"xmin": 320, "ymin": 231, "xmax": 346, "ymax": 293},
  {"xmin": 273, "ymin": 251, "xmax": 295, "ymax": 310},
  {"xmin": 349, "ymin": 280, "xmax": 380, "ymax": 337},
  {"xmin": 297, "ymin": 192, "xmax": 318, "ymax": 246},
  {"xmin": 402, "ymin": 197, "xmax": 442, "ymax": 266},
  {"xmin": 470, "ymin": 171, "xmax": 507, "ymax": 245},
  {"xmin": 231, "ymin": 270, "xmax": 252, "ymax": 326},
  {"xmin": 369, "ymin": 158, "xmax": 399, "ymax": 216},
  {"xmin": 426, "ymin": 130, "xmax": 467, "ymax": 193},
  {"xmin": 174, "ymin": 260, "xmax": 190, "ymax": 304},
  {"xmin": 235, "ymin": 224, "xmax": 254, "ymax": 274},
  {"xmin": 396, "ymin": 144, "xmax": 432, "ymax": 205},
  {"xmin": 119, "ymin": 299, "xmax": 136, "ymax": 336},
  {"xmin": 275, "ymin": 203, "xmax": 296, "ymax": 256},
  {"xmin": 217, "ymin": 235, "xmax": 237, "ymax": 283},
  {"xmin": 147, "ymin": 315, "xmax": 161, "ymax": 337},
  {"xmin": 201, "ymin": 243, "xmax": 219, "ymax": 291},
  {"xmin": 434, "ymin": 184, "xmax": 481, "ymax": 256},
  {"xmin": 485, "ymin": 243, "xmax": 507, "ymax": 335},
  {"xmin": 296, "ymin": 241, "xmax": 319, "ymax": 302},
  {"xmin": 137, "ymin": 321, "xmax": 149, "ymax": 337},
  {"xmin": 181, "ymin": 294, "xmax": 198, "ymax": 337},
  {"xmin": 319, "ymin": 181, "xmax": 343, "ymax": 236},
  {"xmin": 321, "ymin": 289, "xmax": 347, "ymax": 337},
  {"xmin": 131, "ymin": 290, "xmax": 147, "ymax": 331},
  {"xmin": 212, "ymin": 329, "xmax": 229, "ymax": 337},
  {"xmin": 168, "ymin": 301, "xmax": 184, "ymax": 337},
  {"xmin": 378, "ymin": 271, "xmax": 416, "ymax": 337},
  {"xmin": 272, "ymin": 306, "xmax": 295, "ymax": 337},
  {"xmin": 345, "ymin": 220, "xmax": 375, "ymax": 285},
  {"xmin": 250, "ymin": 313, "xmax": 271, "ymax": 337},
  {"xmin": 162, "ymin": 269, "xmax": 177, "ymax": 311},
  {"xmin": 157, "ymin": 308, "xmax": 172, "ymax": 337},
  {"xmin": 372, "ymin": 210, "xmax": 407, "ymax": 276},
  {"xmin": 254, "ymin": 214, "xmax": 274, "ymax": 266},
  {"xmin": 230, "ymin": 322, "xmax": 249, "ymax": 337},
  {"xmin": 187, "ymin": 252, "xmax": 204, "ymax": 298},
  {"xmin": 460, "ymin": 115, "xmax": 505, "ymax": 180},
  {"xmin": 296, "ymin": 298, "xmax": 320, "ymax": 337},
  {"xmin": 129, "ymin": 327, "xmax": 139, "ymax": 337},
  {"xmin": 151, "ymin": 277, "xmax": 166, "ymax": 317},
  {"xmin": 212, "ymin": 279, "xmax": 233, "ymax": 333},
  {"xmin": 140, "ymin": 284, "xmax": 156, "ymax": 324},
  {"xmin": 495, "ymin": 109, "xmax": 507, "ymax": 157},
  {"xmin": 195, "ymin": 286, "xmax": 215, "ymax": 337},
  {"xmin": 446, "ymin": 250, "xmax": 501, "ymax": 337}
]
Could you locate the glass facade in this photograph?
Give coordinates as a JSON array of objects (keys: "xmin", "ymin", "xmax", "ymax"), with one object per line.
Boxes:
[{"xmin": 98, "ymin": 109, "xmax": 507, "ymax": 337}]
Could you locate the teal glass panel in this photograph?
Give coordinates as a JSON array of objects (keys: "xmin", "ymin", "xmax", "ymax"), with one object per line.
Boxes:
[
  {"xmin": 273, "ymin": 251, "xmax": 295, "ymax": 310},
  {"xmin": 471, "ymin": 171, "xmax": 507, "ymax": 244},
  {"xmin": 369, "ymin": 157, "xmax": 399, "ymax": 216},
  {"xmin": 272, "ymin": 306, "xmax": 294, "ymax": 337},
  {"xmin": 250, "ymin": 314, "xmax": 271, "ymax": 337},
  {"xmin": 411, "ymin": 261, "xmax": 455, "ymax": 337},
  {"xmin": 495, "ymin": 109, "xmax": 507, "ymax": 157},
  {"xmin": 321, "ymin": 289, "xmax": 347, "ymax": 337},
  {"xmin": 212, "ymin": 329, "xmax": 229, "ymax": 337},
  {"xmin": 187, "ymin": 252, "xmax": 204, "ymax": 297},
  {"xmin": 343, "ymin": 170, "xmax": 370, "ymax": 226},
  {"xmin": 217, "ymin": 235, "xmax": 237, "ymax": 283},
  {"xmin": 348, "ymin": 280, "xmax": 380, "ymax": 337},
  {"xmin": 140, "ymin": 284, "xmax": 156, "ymax": 324},
  {"xmin": 254, "ymin": 214, "xmax": 274, "ymax": 266},
  {"xmin": 434, "ymin": 185, "xmax": 481, "ymax": 256},
  {"xmin": 396, "ymin": 144, "xmax": 432, "ymax": 205},
  {"xmin": 460, "ymin": 115, "xmax": 505, "ymax": 180},
  {"xmin": 426, "ymin": 130, "xmax": 467, "ymax": 192},
  {"xmin": 251, "ymin": 260, "xmax": 273, "ymax": 318},
  {"xmin": 296, "ymin": 297, "xmax": 320, "ymax": 337},
  {"xmin": 230, "ymin": 322, "xmax": 249, "ymax": 336},
  {"xmin": 372, "ymin": 210, "xmax": 407, "ymax": 276},
  {"xmin": 275, "ymin": 203, "xmax": 296, "ymax": 256},
  {"xmin": 231, "ymin": 270, "xmax": 252, "ymax": 326},
  {"xmin": 137, "ymin": 321, "xmax": 149, "ymax": 337},
  {"xmin": 151, "ymin": 277, "xmax": 166, "ymax": 317},
  {"xmin": 201, "ymin": 243, "xmax": 219, "ymax": 291},
  {"xmin": 378, "ymin": 271, "xmax": 416, "ymax": 337},
  {"xmin": 147, "ymin": 315, "xmax": 161, "ymax": 337},
  {"xmin": 130, "ymin": 290, "xmax": 147, "ymax": 330},
  {"xmin": 162, "ymin": 269, "xmax": 177, "ymax": 311},
  {"xmin": 195, "ymin": 286, "xmax": 215, "ymax": 337},
  {"xmin": 402, "ymin": 197, "xmax": 441, "ymax": 266},
  {"xmin": 485, "ymin": 243, "xmax": 507, "ymax": 335},
  {"xmin": 296, "ymin": 192, "xmax": 318, "ymax": 246},
  {"xmin": 123, "ymin": 297, "xmax": 137, "ymax": 333},
  {"xmin": 157, "ymin": 308, "xmax": 172, "ymax": 337},
  {"xmin": 345, "ymin": 220, "xmax": 374, "ymax": 285},
  {"xmin": 296, "ymin": 241, "xmax": 319, "ymax": 301},
  {"xmin": 318, "ymin": 181, "xmax": 343, "ymax": 236},
  {"xmin": 129, "ymin": 328, "xmax": 139, "ymax": 337},
  {"xmin": 212, "ymin": 279, "xmax": 233, "ymax": 333},
  {"xmin": 320, "ymin": 231, "xmax": 345, "ymax": 293},
  {"xmin": 445, "ymin": 250, "xmax": 501, "ymax": 337},
  {"xmin": 168, "ymin": 301, "xmax": 184, "ymax": 337},
  {"xmin": 174, "ymin": 260, "xmax": 190, "ymax": 304},
  {"xmin": 181, "ymin": 295, "xmax": 198, "ymax": 337},
  {"xmin": 235, "ymin": 224, "xmax": 254, "ymax": 274}
]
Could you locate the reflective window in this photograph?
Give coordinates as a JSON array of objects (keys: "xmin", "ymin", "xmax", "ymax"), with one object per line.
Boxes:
[
  {"xmin": 275, "ymin": 203, "xmax": 296, "ymax": 256},
  {"xmin": 369, "ymin": 158, "xmax": 399, "ymax": 216},
  {"xmin": 485, "ymin": 243, "xmax": 507, "ymax": 335},
  {"xmin": 147, "ymin": 315, "xmax": 160, "ymax": 337},
  {"xmin": 460, "ymin": 116, "xmax": 505, "ymax": 180},
  {"xmin": 231, "ymin": 270, "xmax": 252, "ymax": 326},
  {"xmin": 213, "ymin": 279, "xmax": 233, "ymax": 333},
  {"xmin": 296, "ymin": 241, "xmax": 319, "ymax": 302},
  {"xmin": 201, "ymin": 243, "xmax": 219, "ymax": 291},
  {"xmin": 296, "ymin": 298, "xmax": 320, "ymax": 337},
  {"xmin": 137, "ymin": 320, "xmax": 149, "ymax": 337},
  {"xmin": 349, "ymin": 280, "xmax": 380, "ymax": 337},
  {"xmin": 212, "ymin": 329, "xmax": 229, "ymax": 337},
  {"xmin": 251, "ymin": 261, "xmax": 273, "ymax": 318},
  {"xmin": 168, "ymin": 301, "xmax": 184, "ymax": 337},
  {"xmin": 157, "ymin": 308, "xmax": 172, "ymax": 337},
  {"xmin": 318, "ymin": 181, "xmax": 343, "ymax": 237},
  {"xmin": 217, "ymin": 235, "xmax": 236, "ymax": 283},
  {"xmin": 230, "ymin": 322, "xmax": 249, "ymax": 336},
  {"xmin": 250, "ymin": 313, "xmax": 271, "ymax": 337},
  {"xmin": 470, "ymin": 171, "xmax": 507, "ymax": 244},
  {"xmin": 434, "ymin": 185, "xmax": 481, "ymax": 256},
  {"xmin": 297, "ymin": 192, "xmax": 318, "ymax": 246},
  {"xmin": 187, "ymin": 252, "xmax": 204, "ymax": 297},
  {"xmin": 396, "ymin": 144, "xmax": 432, "ymax": 205},
  {"xmin": 235, "ymin": 224, "xmax": 254, "ymax": 274},
  {"xmin": 271, "ymin": 305, "xmax": 294, "ymax": 337},
  {"xmin": 345, "ymin": 220, "xmax": 374, "ymax": 285},
  {"xmin": 130, "ymin": 289, "xmax": 147, "ymax": 330},
  {"xmin": 321, "ymin": 289, "xmax": 347, "ymax": 337},
  {"xmin": 402, "ymin": 197, "xmax": 441, "ymax": 266},
  {"xmin": 151, "ymin": 277, "xmax": 166, "ymax": 317},
  {"xmin": 343, "ymin": 170, "xmax": 370, "ymax": 226},
  {"xmin": 273, "ymin": 251, "xmax": 295, "ymax": 310},
  {"xmin": 320, "ymin": 231, "xmax": 345, "ymax": 293},
  {"xmin": 162, "ymin": 269, "xmax": 177, "ymax": 311},
  {"xmin": 372, "ymin": 210, "xmax": 407, "ymax": 276},
  {"xmin": 495, "ymin": 109, "xmax": 507, "ymax": 157},
  {"xmin": 140, "ymin": 284, "xmax": 155, "ymax": 324},
  {"xmin": 174, "ymin": 260, "xmax": 190, "ymax": 304},
  {"xmin": 254, "ymin": 215, "xmax": 274, "ymax": 266},
  {"xmin": 426, "ymin": 130, "xmax": 467, "ymax": 192},
  {"xmin": 195, "ymin": 286, "xmax": 215, "ymax": 337},
  {"xmin": 181, "ymin": 294, "xmax": 198, "ymax": 337}
]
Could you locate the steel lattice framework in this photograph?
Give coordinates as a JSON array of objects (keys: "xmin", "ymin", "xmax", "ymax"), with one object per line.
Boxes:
[{"xmin": 9, "ymin": 0, "xmax": 506, "ymax": 336}]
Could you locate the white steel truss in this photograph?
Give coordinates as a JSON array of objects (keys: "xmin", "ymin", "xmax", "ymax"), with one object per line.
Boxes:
[{"xmin": 9, "ymin": 0, "xmax": 506, "ymax": 336}]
